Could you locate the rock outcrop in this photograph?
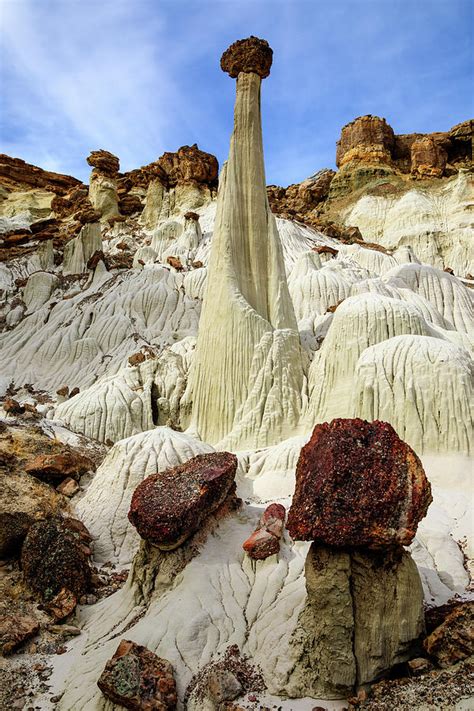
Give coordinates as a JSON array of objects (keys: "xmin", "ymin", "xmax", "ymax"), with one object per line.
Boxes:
[
  {"xmin": 97, "ymin": 639, "xmax": 177, "ymax": 710},
  {"xmin": 87, "ymin": 149, "xmax": 120, "ymax": 221},
  {"xmin": 25, "ymin": 451, "xmax": 94, "ymax": 483},
  {"xmin": 189, "ymin": 36, "xmax": 305, "ymax": 448},
  {"xmin": 128, "ymin": 452, "xmax": 237, "ymax": 549},
  {"xmin": 0, "ymin": 154, "xmax": 80, "ymax": 195},
  {"xmin": 287, "ymin": 418, "xmax": 432, "ymax": 547},
  {"xmin": 242, "ymin": 503, "xmax": 286, "ymax": 560}
]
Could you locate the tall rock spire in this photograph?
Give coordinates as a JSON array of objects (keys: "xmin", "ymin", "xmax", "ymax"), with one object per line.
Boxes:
[{"xmin": 189, "ymin": 37, "xmax": 305, "ymax": 448}]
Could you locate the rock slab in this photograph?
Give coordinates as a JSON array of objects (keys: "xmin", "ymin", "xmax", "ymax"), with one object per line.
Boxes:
[{"xmin": 128, "ymin": 452, "xmax": 237, "ymax": 549}]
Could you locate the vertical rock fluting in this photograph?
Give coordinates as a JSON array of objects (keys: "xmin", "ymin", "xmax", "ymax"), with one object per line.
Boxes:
[{"xmin": 189, "ymin": 37, "xmax": 304, "ymax": 448}]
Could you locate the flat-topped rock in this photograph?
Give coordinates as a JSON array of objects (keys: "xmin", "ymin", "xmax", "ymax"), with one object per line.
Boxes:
[
  {"xmin": 128, "ymin": 452, "xmax": 237, "ymax": 549},
  {"xmin": 287, "ymin": 418, "xmax": 432, "ymax": 549},
  {"xmin": 221, "ymin": 36, "xmax": 273, "ymax": 78}
]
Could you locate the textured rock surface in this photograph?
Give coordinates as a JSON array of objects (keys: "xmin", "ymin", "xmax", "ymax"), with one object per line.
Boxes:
[
  {"xmin": 128, "ymin": 451, "xmax": 237, "ymax": 549},
  {"xmin": 287, "ymin": 544, "xmax": 355, "ymax": 698},
  {"xmin": 221, "ymin": 35, "xmax": 273, "ymax": 78},
  {"xmin": 21, "ymin": 516, "xmax": 92, "ymax": 599},
  {"xmin": 423, "ymin": 601, "xmax": 474, "ymax": 667},
  {"xmin": 287, "ymin": 418, "xmax": 432, "ymax": 548},
  {"xmin": 288, "ymin": 543, "xmax": 424, "ymax": 696},
  {"xmin": 97, "ymin": 639, "xmax": 177, "ymax": 710},
  {"xmin": 86, "ymin": 150, "xmax": 120, "ymax": 176},
  {"xmin": 242, "ymin": 503, "xmax": 285, "ymax": 560},
  {"xmin": 0, "ymin": 614, "xmax": 39, "ymax": 655},
  {"xmin": 351, "ymin": 547, "xmax": 424, "ymax": 684},
  {"xmin": 336, "ymin": 115, "xmax": 395, "ymax": 169},
  {"xmin": 189, "ymin": 41, "xmax": 304, "ymax": 448}
]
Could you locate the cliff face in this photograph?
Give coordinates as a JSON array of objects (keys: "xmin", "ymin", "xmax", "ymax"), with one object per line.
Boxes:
[{"xmin": 268, "ymin": 116, "xmax": 473, "ymax": 276}]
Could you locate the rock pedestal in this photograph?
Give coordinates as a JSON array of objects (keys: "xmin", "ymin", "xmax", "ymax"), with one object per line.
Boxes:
[
  {"xmin": 287, "ymin": 418, "xmax": 430, "ymax": 695},
  {"xmin": 288, "ymin": 543, "xmax": 424, "ymax": 697},
  {"xmin": 87, "ymin": 149, "xmax": 120, "ymax": 221},
  {"xmin": 189, "ymin": 36, "xmax": 304, "ymax": 448}
]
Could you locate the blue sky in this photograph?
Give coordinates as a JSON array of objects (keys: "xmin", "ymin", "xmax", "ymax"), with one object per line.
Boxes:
[{"xmin": 0, "ymin": 0, "xmax": 472, "ymax": 186}]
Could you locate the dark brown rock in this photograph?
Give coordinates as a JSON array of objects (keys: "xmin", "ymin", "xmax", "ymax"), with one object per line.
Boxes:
[
  {"xmin": 119, "ymin": 193, "xmax": 143, "ymax": 215},
  {"xmin": 3, "ymin": 397, "xmax": 25, "ymax": 415},
  {"xmin": 243, "ymin": 503, "xmax": 285, "ymax": 560},
  {"xmin": 87, "ymin": 150, "xmax": 120, "ymax": 176},
  {"xmin": 128, "ymin": 352, "xmax": 146, "ymax": 367},
  {"xmin": 128, "ymin": 452, "xmax": 237, "ymax": 549},
  {"xmin": 423, "ymin": 601, "xmax": 474, "ymax": 667},
  {"xmin": 21, "ymin": 516, "xmax": 92, "ymax": 599},
  {"xmin": 166, "ymin": 256, "xmax": 183, "ymax": 271},
  {"xmin": 97, "ymin": 639, "xmax": 177, "ymax": 710},
  {"xmin": 25, "ymin": 451, "xmax": 94, "ymax": 483},
  {"xmin": 0, "ymin": 154, "xmax": 80, "ymax": 195},
  {"xmin": 30, "ymin": 218, "xmax": 60, "ymax": 234},
  {"xmin": 0, "ymin": 614, "xmax": 39, "ymax": 655},
  {"xmin": 184, "ymin": 211, "xmax": 200, "ymax": 221},
  {"xmin": 221, "ymin": 36, "xmax": 273, "ymax": 79},
  {"xmin": 267, "ymin": 169, "xmax": 335, "ymax": 219},
  {"xmin": 287, "ymin": 418, "xmax": 432, "ymax": 549},
  {"xmin": 86, "ymin": 249, "xmax": 105, "ymax": 270}
]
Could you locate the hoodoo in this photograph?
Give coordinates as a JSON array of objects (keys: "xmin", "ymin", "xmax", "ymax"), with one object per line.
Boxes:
[{"xmin": 189, "ymin": 37, "xmax": 305, "ymax": 448}]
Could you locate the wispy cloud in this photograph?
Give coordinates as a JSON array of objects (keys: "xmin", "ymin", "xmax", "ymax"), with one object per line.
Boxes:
[{"xmin": 1, "ymin": 0, "xmax": 472, "ymax": 185}]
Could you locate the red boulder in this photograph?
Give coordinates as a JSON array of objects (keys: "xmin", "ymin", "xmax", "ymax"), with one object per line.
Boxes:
[
  {"xmin": 287, "ymin": 418, "xmax": 431, "ymax": 549},
  {"xmin": 128, "ymin": 452, "xmax": 237, "ymax": 549}
]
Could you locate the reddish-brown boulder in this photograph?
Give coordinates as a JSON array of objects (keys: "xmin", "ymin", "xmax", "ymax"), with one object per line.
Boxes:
[
  {"xmin": 128, "ymin": 452, "xmax": 237, "ymax": 549},
  {"xmin": 243, "ymin": 503, "xmax": 286, "ymax": 560},
  {"xmin": 287, "ymin": 418, "xmax": 431, "ymax": 549},
  {"xmin": 0, "ymin": 614, "xmax": 39, "ymax": 655},
  {"xmin": 157, "ymin": 144, "xmax": 218, "ymax": 189},
  {"xmin": 423, "ymin": 601, "xmax": 474, "ymax": 667},
  {"xmin": 25, "ymin": 451, "xmax": 94, "ymax": 483},
  {"xmin": 21, "ymin": 516, "xmax": 92, "ymax": 599},
  {"xmin": 97, "ymin": 639, "xmax": 177, "ymax": 710},
  {"xmin": 221, "ymin": 36, "xmax": 273, "ymax": 79},
  {"xmin": 43, "ymin": 587, "xmax": 77, "ymax": 621},
  {"xmin": 87, "ymin": 149, "xmax": 120, "ymax": 176}
]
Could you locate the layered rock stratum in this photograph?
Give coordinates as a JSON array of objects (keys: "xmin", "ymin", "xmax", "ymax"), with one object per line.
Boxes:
[{"xmin": 0, "ymin": 34, "xmax": 472, "ymax": 711}]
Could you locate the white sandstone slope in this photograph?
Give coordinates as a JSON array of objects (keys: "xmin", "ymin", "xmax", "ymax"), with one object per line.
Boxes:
[
  {"xmin": 188, "ymin": 70, "xmax": 305, "ymax": 449},
  {"xmin": 343, "ymin": 170, "xmax": 474, "ymax": 276}
]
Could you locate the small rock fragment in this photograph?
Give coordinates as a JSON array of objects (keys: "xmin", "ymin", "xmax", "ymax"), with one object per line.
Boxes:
[
  {"xmin": 242, "ymin": 503, "xmax": 285, "ymax": 560},
  {"xmin": 56, "ymin": 477, "xmax": 80, "ymax": 497},
  {"xmin": 25, "ymin": 452, "xmax": 94, "ymax": 483}
]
